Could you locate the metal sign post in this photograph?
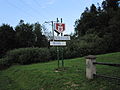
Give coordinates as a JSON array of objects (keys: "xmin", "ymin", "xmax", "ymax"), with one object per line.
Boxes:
[
  {"xmin": 61, "ymin": 18, "xmax": 64, "ymax": 68},
  {"xmin": 51, "ymin": 21, "xmax": 54, "ymax": 42},
  {"xmin": 57, "ymin": 18, "xmax": 60, "ymax": 68}
]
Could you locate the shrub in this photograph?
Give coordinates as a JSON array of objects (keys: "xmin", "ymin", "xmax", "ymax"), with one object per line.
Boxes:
[
  {"xmin": 0, "ymin": 33, "xmax": 110, "ymax": 68},
  {"xmin": 0, "ymin": 57, "xmax": 11, "ymax": 70},
  {"xmin": 49, "ymin": 47, "xmax": 57, "ymax": 60},
  {"xmin": 6, "ymin": 48, "xmax": 51, "ymax": 65},
  {"xmin": 63, "ymin": 34, "xmax": 107, "ymax": 59}
]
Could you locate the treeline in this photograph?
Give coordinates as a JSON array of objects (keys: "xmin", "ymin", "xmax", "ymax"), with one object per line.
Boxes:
[
  {"xmin": 0, "ymin": 20, "xmax": 48, "ymax": 57},
  {"xmin": 74, "ymin": 0, "xmax": 120, "ymax": 53},
  {"xmin": 0, "ymin": 0, "xmax": 120, "ymax": 57}
]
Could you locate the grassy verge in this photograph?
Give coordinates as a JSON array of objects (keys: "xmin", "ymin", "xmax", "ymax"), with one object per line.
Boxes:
[{"xmin": 0, "ymin": 52, "xmax": 120, "ymax": 90}]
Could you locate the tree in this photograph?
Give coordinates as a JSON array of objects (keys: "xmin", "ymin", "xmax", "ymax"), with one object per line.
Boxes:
[
  {"xmin": 90, "ymin": 4, "xmax": 97, "ymax": 14},
  {"xmin": 74, "ymin": 4, "xmax": 99, "ymax": 37},
  {"xmin": 102, "ymin": 0, "xmax": 119, "ymax": 11},
  {"xmin": 15, "ymin": 20, "xmax": 35, "ymax": 48},
  {"xmin": 74, "ymin": 0, "xmax": 120, "ymax": 53},
  {"xmin": 0, "ymin": 24, "xmax": 16, "ymax": 57},
  {"xmin": 106, "ymin": 8, "xmax": 120, "ymax": 51},
  {"xmin": 33, "ymin": 22, "xmax": 48, "ymax": 47}
]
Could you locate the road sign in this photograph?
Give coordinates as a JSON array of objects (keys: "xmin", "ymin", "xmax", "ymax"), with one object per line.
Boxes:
[
  {"xmin": 54, "ymin": 23, "xmax": 65, "ymax": 33},
  {"xmin": 49, "ymin": 36, "xmax": 70, "ymax": 40},
  {"xmin": 54, "ymin": 36, "xmax": 70, "ymax": 40},
  {"xmin": 50, "ymin": 41, "xmax": 66, "ymax": 46}
]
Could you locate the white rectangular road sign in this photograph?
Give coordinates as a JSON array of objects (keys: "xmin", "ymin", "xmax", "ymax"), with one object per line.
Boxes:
[
  {"xmin": 54, "ymin": 36, "xmax": 70, "ymax": 40},
  {"xmin": 50, "ymin": 36, "xmax": 70, "ymax": 40},
  {"xmin": 50, "ymin": 41, "xmax": 66, "ymax": 46}
]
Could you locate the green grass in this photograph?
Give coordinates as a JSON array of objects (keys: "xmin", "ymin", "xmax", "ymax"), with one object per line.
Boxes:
[{"xmin": 0, "ymin": 52, "xmax": 120, "ymax": 90}]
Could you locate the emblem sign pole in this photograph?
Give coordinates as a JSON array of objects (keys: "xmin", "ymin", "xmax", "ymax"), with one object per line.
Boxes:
[
  {"xmin": 61, "ymin": 18, "xmax": 64, "ymax": 67},
  {"xmin": 57, "ymin": 18, "xmax": 60, "ymax": 68},
  {"xmin": 51, "ymin": 21, "xmax": 54, "ymax": 42},
  {"xmin": 49, "ymin": 18, "xmax": 71, "ymax": 69}
]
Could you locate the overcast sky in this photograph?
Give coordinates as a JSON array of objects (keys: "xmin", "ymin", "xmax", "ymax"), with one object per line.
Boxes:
[{"xmin": 0, "ymin": 0, "xmax": 103, "ymax": 34}]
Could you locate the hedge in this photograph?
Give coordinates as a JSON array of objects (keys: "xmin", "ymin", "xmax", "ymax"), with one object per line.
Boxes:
[
  {"xmin": 5, "ymin": 48, "xmax": 51, "ymax": 65},
  {"xmin": 0, "ymin": 57, "xmax": 11, "ymax": 70},
  {"xmin": 0, "ymin": 37, "xmax": 109, "ymax": 70}
]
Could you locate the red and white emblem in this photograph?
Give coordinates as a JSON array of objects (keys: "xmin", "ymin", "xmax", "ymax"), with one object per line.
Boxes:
[{"xmin": 54, "ymin": 23, "xmax": 65, "ymax": 33}]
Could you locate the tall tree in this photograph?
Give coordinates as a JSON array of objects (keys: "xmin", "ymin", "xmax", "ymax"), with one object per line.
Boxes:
[
  {"xmin": 0, "ymin": 24, "xmax": 16, "ymax": 57},
  {"xmin": 33, "ymin": 22, "xmax": 48, "ymax": 47},
  {"xmin": 74, "ymin": 0, "xmax": 120, "ymax": 52},
  {"xmin": 90, "ymin": 4, "xmax": 97, "ymax": 14},
  {"xmin": 15, "ymin": 20, "xmax": 35, "ymax": 48},
  {"xmin": 102, "ymin": 0, "xmax": 119, "ymax": 10},
  {"xmin": 74, "ymin": 4, "xmax": 98, "ymax": 37}
]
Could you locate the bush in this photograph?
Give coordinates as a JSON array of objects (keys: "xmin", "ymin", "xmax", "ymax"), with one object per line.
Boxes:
[
  {"xmin": 0, "ymin": 57, "xmax": 11, "ymax": 70},
  {"xmin": 49, "ymin": 47, "xmax": 57, "ymax": 60},
  {"xmin": 0, "ymin": 33, "xmax": 110, "ymax": 68},
  {"xmin": 63, "ymin": 34, "xmax": 107, "ymax": 59},
  {"xmin": 6, "ymin": 48, "xmax": 51, "ymax": 65}
]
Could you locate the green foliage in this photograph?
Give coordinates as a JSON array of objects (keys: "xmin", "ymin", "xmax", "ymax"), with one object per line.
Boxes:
[
  {"xmin": 0, "ymin": 20, "xmax": 49, "ymax": 58},
  {"xmin": 0, "ymin": 24, "xmax": 16, "ymax": 58},
  {"xmin": 64, "ymin": 34, "xmax": 106, "ymax": 59},
  {"xmin": 0, "ymin": 57, "xmax": 11, "ymax": 70},
  {"xmin": 15, "ymin": 20, "xmax": 36, "ymax": 47},
  {"xmin": 49, "ymin": 47, "xmax": 57, "ymax": 60},
  {"xmin": 33, "ymin": 22, "xmax": 48, "ymax": 47},
  {"xmin": 6, "ymin": 48, "xmax": 51, "ymax": 65},
  {"xmin": 74, "ymin": 0, "xmax": 120, "ymax": 53},
  {"xmin": 102, "ymin": 0, "xmax": 119, "ymax": 11}
]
